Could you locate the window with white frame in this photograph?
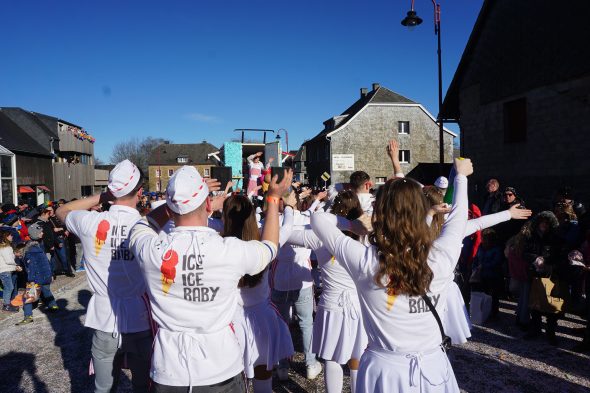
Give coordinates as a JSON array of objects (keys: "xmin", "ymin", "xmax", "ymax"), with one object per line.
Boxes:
[
  {"xmin": 155, "ymin": 169, "xmax": 161, "ymax": 177},
  {"xmin": 375, "ymin": 176, "xmax": 387, "ymax": 184},
  {"xmin": 177, "ymin": 156, "xmax": 188, "ymax": 163},
  {"xmin": 398, "ymin": 121, "xmax": 410, "ymax": 134},
  {"xmin": 204, "ymin": 168, "xmax": 210, "ymax": 177},
  {"xmin": 399, "ymin": 150, "xmax": 410, "ymax": 163},
  {"xmin": 168, "ymin": 169, "xmax": 174, "ymax": 176}
]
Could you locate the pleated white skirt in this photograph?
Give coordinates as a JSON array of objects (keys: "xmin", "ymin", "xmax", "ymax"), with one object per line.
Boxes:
[
  {"xmin": 233, "ymin": 301, "xmax": 295, "ymax": 378},
  {"xmin": 443, "ymin": 282, "xmax": 472, "ymax": 345}
]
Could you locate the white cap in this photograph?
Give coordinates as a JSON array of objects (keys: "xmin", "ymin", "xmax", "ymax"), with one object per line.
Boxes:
[
  {"xmin": 151, "ymin": 200, "xmax": 166, "ymax": 209},
  {"xmin": 166, "ymin": 166, "xmax": 209, "ymax": 215},
  {"xmin": 108, "ymin": 160, "xmax": 141, "ymax": 198},
  {"xmin": 434, "ymin": 176, "xmax": 449, "ymax": 189}
]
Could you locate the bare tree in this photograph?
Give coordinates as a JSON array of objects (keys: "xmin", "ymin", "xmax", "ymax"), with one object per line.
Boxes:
[{"xmin": 110, "ymin": 137, "xmax": 167, "ymax": 173}]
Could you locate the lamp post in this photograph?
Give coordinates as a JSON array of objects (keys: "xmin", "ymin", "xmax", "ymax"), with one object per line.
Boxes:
[
  {"xmin": 402, "ymin": 0, "xmax": 445, "ymax": 171},
  {"xmin": 276, "ymin": 128, "xmax": 289, "ymax": 154}
]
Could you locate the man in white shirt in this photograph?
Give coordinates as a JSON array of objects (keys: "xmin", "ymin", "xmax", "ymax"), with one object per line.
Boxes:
[
  {"xmin": 56, "ymin": 160, "xmax": 151, "ymax": 393},
  {"xmin": 349, "ymin": 171, "xmax": 375, "ymax": 216},
  {"xmin": 129, "ymin": 165, "xmax": 292, "ymax": 392}
]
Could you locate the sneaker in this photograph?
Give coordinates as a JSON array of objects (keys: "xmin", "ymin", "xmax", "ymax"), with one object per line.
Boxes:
[
  {"xmin": 65, "ymin": 272, "xmax": 75, "ymax": 278},
  {"xmin": 277, "ymin": 367, "xmax": 289, "ymax": 381},
  {"xmin": 2, "ymin": 304, "xmax": 19, "ymax": 313},
  {"xmin": 306, "ymin": 361, "xmax": 322, "ymax": 380},
  {"xmin": 16, "ymin": 316, "xmax": 33, "ymax": 326},
  {"xmin": 47, "ymin": 305, "xmax": 59, "ymax": 312}
]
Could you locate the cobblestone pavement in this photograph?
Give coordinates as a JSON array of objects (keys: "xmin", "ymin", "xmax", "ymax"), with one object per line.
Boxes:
[{"xmin": 0, "ymin": 275, "xmax": 588, "ymax": 392}]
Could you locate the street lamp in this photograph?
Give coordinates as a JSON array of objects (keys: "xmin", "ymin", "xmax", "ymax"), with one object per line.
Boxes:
[
  {"xmin": 401, "ymin": 0, "xmax": 445, "ymax": 170},
  {"xmin": 275, "ymin": 128, "xmax": 289, "ymax": 153}
]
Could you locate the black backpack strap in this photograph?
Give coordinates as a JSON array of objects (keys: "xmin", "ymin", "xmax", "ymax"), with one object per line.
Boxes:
[{"xmin": 421, "ymin": 294, "xmax": 448, "ymax": 344}]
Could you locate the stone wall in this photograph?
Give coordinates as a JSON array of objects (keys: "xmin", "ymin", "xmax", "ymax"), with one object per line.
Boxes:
[
  {"xmin": 328, "ymin": 105, "xmax": 454, "ymax": 184},
  {"xmin": 460, "ymin": 75, "xmax": 590, "ymax": 210}
]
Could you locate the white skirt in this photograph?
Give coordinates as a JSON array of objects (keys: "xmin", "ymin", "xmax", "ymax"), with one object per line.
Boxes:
[
  {"xmin": 443, "ymin": 282, "xmax": 472, "ymax": 345},
  {"xmin": 357, "ymin": 346, "xmax": 460, "ymax": 393},
  {"xmin": 312, "ymin": 291, "xmax": 368, "ymax": 364},
  {"xmin": 233, "ymin": 301, "xmax": 295, "ymax": 378}
]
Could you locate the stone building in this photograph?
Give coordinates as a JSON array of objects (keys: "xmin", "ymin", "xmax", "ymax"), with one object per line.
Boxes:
[
  {"xmin": 148, "ymin": 142, "xmax": 219, "ymax": 192},
  {"xmin": 441, "ymin": 0, "xmax": 590, "ymax": 209},
  {"xmin": 304, "ymin": 84, "xmax": 455, "ymax": 187}
]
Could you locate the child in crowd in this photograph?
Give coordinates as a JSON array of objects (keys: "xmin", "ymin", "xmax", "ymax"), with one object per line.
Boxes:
[
  {"xmin": 0, "ymin": 231, "xmax": 20, "ymax": 312},
  {"xmin": 16, "ymin": 222, "xmax": 58, "ymax": 325}
]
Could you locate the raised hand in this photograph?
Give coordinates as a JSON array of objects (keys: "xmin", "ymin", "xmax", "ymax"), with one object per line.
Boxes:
[
  {"xmin": 509, "ymin": 204, "xmax": 533, "ymax": 220},
  {"xmin": 315, "ymin": 190, "xmax": 328, "ymax": 201},
  {"xmin": 268, "ymin": 169, "xmax": 293, "ymax": 198},
  {"xmin": 454, "ymin": 158, "xmax": 473, "ymax": 177},
  {"xmin": 387, "ymin": 139, "xmax": 400, "ymax": 162},
  {"xmin": 205, "ymin": 178, "xmax": 222, "ymax": 193},
  {"xmin": 283, "ymin": 190, "xmax": 297, "ymax": 209}
]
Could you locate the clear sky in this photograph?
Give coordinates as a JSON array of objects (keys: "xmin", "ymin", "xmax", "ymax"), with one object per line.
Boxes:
[{"xmin": 1, "ymin": 0, "xmax": 483, "ymax": 162}]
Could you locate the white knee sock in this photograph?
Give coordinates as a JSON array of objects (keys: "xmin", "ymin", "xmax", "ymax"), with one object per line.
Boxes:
[
  {"xmin": 350, "ymin": 369, "xmax": 358, "ymax": 393},
  {"xmin": 252, "ymin": 378, "xmax": 272, "ymax": 393},
  {"xmin": 324, "ymin": 360, "xmax": 343, "ymax": 393}
]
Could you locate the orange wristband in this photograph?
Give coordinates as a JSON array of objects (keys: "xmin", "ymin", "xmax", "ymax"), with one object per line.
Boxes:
[{"xmin": 266, "ymin": 196, "xmax": 280, "ymax": 205}]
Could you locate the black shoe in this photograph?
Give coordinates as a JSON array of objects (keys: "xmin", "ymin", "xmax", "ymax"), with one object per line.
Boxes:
[
  {"xmin": 2, "ymin": 304, "xmax": 19, "ymax": 313},
  {"xmin": 65, "ymin": 272, "xmax": 75, "ymax": 278}
]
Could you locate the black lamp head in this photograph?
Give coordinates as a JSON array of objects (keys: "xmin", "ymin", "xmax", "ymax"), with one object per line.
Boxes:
[
  {"xmin": 275, "ymin": 133, "xmax": 281, "ymax": 140},
  {"xmin": 401, "ymin": 10, "xmax": 423, "ymax": 28}
]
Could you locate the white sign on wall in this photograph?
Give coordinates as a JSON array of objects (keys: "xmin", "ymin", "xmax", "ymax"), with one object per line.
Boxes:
[{"xmin": 332, "ymin": 154, "xmax": 354, "ymax": 171}]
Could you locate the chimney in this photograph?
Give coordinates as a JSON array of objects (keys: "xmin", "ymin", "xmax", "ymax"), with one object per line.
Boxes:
[
  {"xmin": 372, "ymin": 83, "xmax": 380, "ymax": 91},
  {"xmin": 360, "ymin": 87, "xmax": 368, "ymax": 98}
]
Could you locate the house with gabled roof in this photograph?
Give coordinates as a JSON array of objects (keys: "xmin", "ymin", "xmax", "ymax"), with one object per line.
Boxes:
[
  {"xmin": 0, "ymin": 107, "xmax": 96, "ymax": 204},
  {"xmin": 148, "ymin": 142, "xmax": 219, "ymax": 192},
  {"xmin": 303, "ymin": 83, "xmax": 455, "ymax": 186},
  {"xmin": 441, "ymin": 0, "xmax": 590, "ymax": 209}
]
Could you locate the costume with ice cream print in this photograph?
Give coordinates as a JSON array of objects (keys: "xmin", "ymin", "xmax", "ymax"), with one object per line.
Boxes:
[
  {"xmin": 130, "ymin": 165, "xmax": 280, "ymax": 390},
  {"xmin": 60, "ymin": 159, "xmax": 152, "ymax": 393}
]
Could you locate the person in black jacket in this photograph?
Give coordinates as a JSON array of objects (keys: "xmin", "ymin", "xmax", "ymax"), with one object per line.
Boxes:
[
  {"xmin": 523, "ymin": 211, "xmax": 562, "ymax": 345},
  {"xmin": 482, "ymin": 178, "xmax": 503, "ymax": 215}
]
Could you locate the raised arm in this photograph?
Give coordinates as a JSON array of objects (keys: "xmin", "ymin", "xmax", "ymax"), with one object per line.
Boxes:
[
  {"xmin": 386, "ymin": 139, "xmax": 405, "ymax": 179},
  {"xmin": 310, "ymin": 212, "xmax": 368, "ymax": 276},
  {"xmin": 464, "ymin": 205, "xmax": 532, "ymax": 237},
  {"xmin": 287, "ymin": 228, "xmax": 323, "ymax": 251}
]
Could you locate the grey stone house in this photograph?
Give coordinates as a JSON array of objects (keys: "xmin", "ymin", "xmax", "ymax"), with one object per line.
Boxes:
[
  {"xmin": 304, "ymin": 84, "xmax": 455, "ymax": 187},
  {"xmin": 441, "ymin": 0, "xmax": 590, "ymax": 209}
]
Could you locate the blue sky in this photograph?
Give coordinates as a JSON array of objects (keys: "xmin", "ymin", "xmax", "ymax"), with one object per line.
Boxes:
[{"xmin": 1, "ymin": 0, "xmax": 483, "ymax": 162}]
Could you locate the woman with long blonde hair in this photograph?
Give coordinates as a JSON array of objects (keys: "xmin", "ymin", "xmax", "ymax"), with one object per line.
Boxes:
[{"xmin": 310, "ymin": 159, "xmax": 473, "ymax": 392}]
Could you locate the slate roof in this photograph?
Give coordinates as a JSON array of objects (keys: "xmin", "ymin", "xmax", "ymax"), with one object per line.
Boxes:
[
  {"xmin": 148, "ymin": 143, "xmax": 219, "ymax": 166},
  {"xmin": 0, "ymin": 110, "xmax": 52, "ymax": 156},
  {"xmin": 1, "ymin": 108, "xmax": 57, "ymax": 147},
  {"xmin": 31, "ymin": 112, "xmax": 83, "ymax": 134},
  {"xmin": 305, "ymin": 86, "xmax": 416, "ymax": 144}
]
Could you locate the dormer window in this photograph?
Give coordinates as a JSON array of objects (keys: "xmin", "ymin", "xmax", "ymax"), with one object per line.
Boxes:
[{"xmin": 177, "ymin": 156, "xmax": 189, "ymax": 164}]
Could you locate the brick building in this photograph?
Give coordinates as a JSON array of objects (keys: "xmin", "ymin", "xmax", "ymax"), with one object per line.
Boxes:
[
  {"xmin": 304, "ymin": 83, "xmax": 455, "ymax": 187},
  {"xmin": 441, "ymin": 0, "xmax": 590, "ymax": 209},
  {"xmin": 148, "ymin": 142, "xmax": 219, "ymax": 192}
]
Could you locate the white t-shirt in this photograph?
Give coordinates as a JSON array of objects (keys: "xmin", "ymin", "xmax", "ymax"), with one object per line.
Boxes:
[
  {"xmin": 357, "ymin": 193, "xmax": 375, "ymax": 216},
  {"xmin": 288, "ymin": 229, "xmax": 357, "ymax": 308},
  {"xmin": 311, "ymin": 175, "xmax": 469, "ymax": 352},
  {"xmin": 129, "ymin": 221, "xmax": 277, "ymax": 386},
  {"xmin": 65, "ymin": 205, "xmax": 149, "ymax": 333}
]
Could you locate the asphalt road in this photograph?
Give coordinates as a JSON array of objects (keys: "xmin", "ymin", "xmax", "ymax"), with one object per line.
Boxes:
[{"xmin": 0, "ymin": 273, "xmax": 589, "ymax": 392}]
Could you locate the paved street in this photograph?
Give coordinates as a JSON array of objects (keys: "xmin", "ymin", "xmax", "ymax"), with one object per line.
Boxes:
[{"xmin": 0, "ymin": 274, "xmax": 589, "ymax": 393}]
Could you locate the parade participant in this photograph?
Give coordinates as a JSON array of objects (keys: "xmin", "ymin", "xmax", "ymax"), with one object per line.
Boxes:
[
  {"xmin": 129, "ymin": 166, "xmax": 292, "ymax": 393},
  {"xmin": 0, "ymin": 231, "xmax": 20, "ymax": 312},
  {"xmin": 56, "ymin": 160, "xmax": 152, "ymax": 393},
  {"xmin": 247, "ymin": 152, "xmax": 265, "ymax": 196},
  {"xmin": 349, "ymin": 171, "xmax": 374, "ymax": 216},
  {"xmin": 223, "ymin": 194, "xmax": 295, "ymax": 392},
  {"xmin": 434, "ymin": 176, "xmax": 449, "ymax": 195},
  {"xmin": 310, "ymin": 158, "xmax": 474, "ymax": 392},
  {"xmin": 287, "ymin": 191, "xmax": 368, "ymax": 393}
]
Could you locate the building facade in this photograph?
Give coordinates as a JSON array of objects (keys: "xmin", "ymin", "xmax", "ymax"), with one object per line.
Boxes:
[
  {"xmin": 304, "ymin": 84, "xmax": 455, "ymax": 187},
  {"xmin": 148, "ymin": 142, "xmax": 219, "ymax": 192},
  {"xmin": 441, "ymin": 0, "xmax": 590, "ymax": 209}
]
